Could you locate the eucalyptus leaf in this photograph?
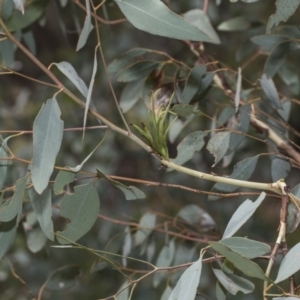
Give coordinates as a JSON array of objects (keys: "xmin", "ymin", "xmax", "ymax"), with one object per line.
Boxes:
[
  {"xmin": 53, "ymin": 170, "xmax": 75, "ymax": 195},
  {"xmin": 278, "ymin": 62, "xmax": 300, "ymax": 95},
  {"xmin": 135, "ymin": 212, "xmax": 156, "ymax": 246},
  {"xmin": 56, "ymin": 183, "xmax": 100, "ymax": 244},
  {"xmin": 251, "ymin": 35, "xmax": 289, "ymax": 52},
  {"xmin": 271, "ymin": 157, "xmax": 291, "ymax": 182},
  {"xmin": 207, "ymin": 131, "xmax": 230, "ymax": 167},
  {"xmin": 260, "ymin": 74, "xmax": 282, "ymax": 110},
  {"xmin": 32, "ymin": 98, "xmax": 64, "ymax": 194},
  {"xmin": 0, "ymin": 136, "xmax": 10, "ymax": 191},
  {"xmin": 216, "ymin": 281, "xmax": 226, "ymax": 300},
  {"xmin": 218, "ymin": 16, "xmax": 250, "ymax": 31},
  {"xmin": 13, "ymin": 0, "xmax": 24, "ymax": 15},
  {"xmin": 161, "ymin": 286, "xmax": 172, "ymax": 300},
  {"xmin": 222, "ymin": 192, "xmax": 266, "ymax": 239},
  {"xmin": 0, "ymin": 217, "xmax": 17, "ymax": 260},
  {"xmin": 24, "ymin": 225, "xmax": 47, "ymax": 253},
  {"xmin": 115, "ymin": 0, "xmax": 219, "ymax": 42}
]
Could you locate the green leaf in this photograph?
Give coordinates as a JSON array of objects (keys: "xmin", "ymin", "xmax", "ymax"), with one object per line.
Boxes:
[
  {"xmin": 182, "ymin": 65, "xmax": 207, "ymax": 104},
  {"xmin": 216, "ymin": 281, "xmax": 226, "ymax": 300},
  {"xmin": 0, "ymin": 216, "xmax": 17, "ymax": 260},
  {"xmin": 0, "ymin": 136, "xmax": 10, "ymax": 191},
  {"xmin": 264, "ymin": 42, "xmax": 289, "ymax": 78},
  {"xmin": 168, "ymin": 114, "xmax": 195, "ymax": 143},
  {"xmin": 234, "ymin": 67, "xmax": 242, "ymax": 113},
  {"xmin": 28, "ymin": 186, "xmax": 54, "ymax": 241},
  {"xmin": 45, "ymin": 265, "xmax": 80, "ymax": 291},
  {"xmin": 222, "ymin": 192, "xmax": 266, "ymax": 239},
  {"xmin": 260, "ymin": 74, "xmax": 281, "ymax": 110},
  {"xmin": 209, "ymin": 155, "xmax": 260, "ymax": 200},
  {"xmin": 13, "ymin": 0, "xmax": 24, "ymax": 15},
  {"xmin": 220, "ymin": 237, "xmax": 271, "ymax": 259},
  {"xmin": 53, "ymin": 170, "xmax": 75, "ymax": 195},
  {"xmin": 22, "ymin": 30, "xmax": 36, "ymax": 55},
  {"xmin": 153, "ymin": 239, "xmax": 176, "ymax": 287},
  {"xmin": 122, "ymin": 226, "xmax": 132, "ymax": 267},
  {"xmin": 120, "ymin": 79, "xmax": 145, "ymax": 113},
  {"xmin": 32, "ymin": 98, "xmax": 64, "ymax": 194},
  {"xmin": 0, "ymin": 34, "xmax": 18, "ymax": 67},
  {"xmin": 171, "ymin": 131, "xmax": 207, "ymax": 165},
  {"xmin": 135, "ymin": 212, "xmax": 156, "ymax": 246},
  {"xmin": 76, "ymin": 0, "xmax": 93, "ymax": 51},
  {"xmin": 278, "ymin": 62, "xmax": 300, "ymax": 95},
  {"xmin": 275, "ymin": 241, "xmax": 300, "ymax": 283},
  {"xmin": 218, "ymin": 16, "xmax": 250, "ymax": 31},
  {"xmin": 0, "ymin": 177, "xmax": 27, "ymax": 222},
  {"xmin": 115, "ymin": 0, "xmax": 219, "ymax": 42},
  {"xmin": 271, "ymin": 157, "xmax": 291, "ymax": 182},
  {"xmin": 213, "ymin": 268, "xmax": 254, "ymax": 295},
  {"xmin": 251, "ymin": 35, "xmax": 289, "ymax": 52},
  {"xmin": 171, "ymin": 104, "xmax": 200, "ymax": 118},
  {"xmin": 207, "ymin": 131, "xmax": 230, "ymax": 167},
  {"xmin": 97, "ymin": 169, "xmax": 146, "ymax": 200},
  {"xmin": 56, "ymin": 183, "xmax": 100, "ymax": 244},
  {"xmin": 161, "ymin": 286, "xmax": 172, "ymax": 300},
  {"xmin": 168, "ymin": 254, "xmax": 203, "ymax": 300},
  {"xmin": 116, "ymin": 60, "xmax": 162, "ymax": 82},
  {"xmin": 288, "ymin": 184, "xmax": 300, "ymax": 233},
  {"xmin": 210, "ymin": 242, "xmax": 269, "ymax": 281},
  {"xmin": 266, "ymin": 0, "xmax": 300, "ymax": 34},
  {"xmin": 182, "ymin": 9, "xmax": 220, "ymax": 44}
]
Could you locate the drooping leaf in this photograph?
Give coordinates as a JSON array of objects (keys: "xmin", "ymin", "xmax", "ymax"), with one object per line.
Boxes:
[
  {"xmin": 135, "ymin": 212, "xmax": 156, "ymax": 246},
  {"xmin": 116, "ymin": 60, "xmax": 163, "ymax": 82},
  {"xmin": 168, "ymin": 254, "xmax": 203, "ymax": 300},
  {"xmin": 266, "ymin": 0, "xmax": 300, "ymax": 34},
  {"xmin": 0, "ymin": 177, "xmax": 27, "ymax": 222},
  {"xmin": 260, "ymin": 74, "xmax": 281, "ymax": 110},
  {"xmin": 115, "ymin": 0, "xmax": 220, "ymax": 42},
  {"xmin": 120, "ymin": 79, "xmax": 145, "ymax": 113},
  {"xmin": 275, "ymin": 241, "xmax": 300, "ymax": 283},
  {"xmin": 13, "ymin": 0, "xmax": 24, "ymax": 14},
  {"xmin": 178, "ymin": 204, "xmax": 215, "ymax": 228},
  {"xmin": 207, "ymin": 131, "xmax": 230, "ymax": 167},
  {"xmin": 210, "ymin": 242, "xmax": 269, "ymax": 281},
  {"xmin": 153, "ymin": 239, "xmax": 176, "ymax": 287},
  {"xmin": 218, "ymin": 16, "xmax": 250, "ymax": 31},
  {"xmin": 0, "ymin": 216, "xmax": 17, "ymax": 260},
  {"xmin": 216, "ymin": 281, "xmax": 226, "ymax": 300},
  {"xmin": 182, "ymin": 9, "xmax": 220, "ymax": 44},
  {"xmin": 32, "ymin": 98, "xmax": 64, "ymax": 194},
  {"xmin": 22, "ymin": 30, "xmax": 36, "ymax": 55},
  {"xmin": 97, "ymin": 169, "xmax": 146, "ymax": 200},
  {"xmin": 53, "ymin": 170, "xmax": 75, "ymax": 195},
  {"xmin": 116, "ymin": 281, "xmax": 130, "ymax": 300},
  {"xmin": 264, "ymin": 42, "xmax": 289, "ymax": 78},
  {"xmin": 220, "ymin": 237, "xmax": 270, "ymax": 259},
  {"xmin": 222, "ymin": 192, "xmax": 266, "ymax": 239},
  {"xmin": 28, "ymin": 186, "xmax": 54, "ymax": 241},
  {"xmin": 182, "ymin": 65, "xmax": 207, "ymax": 104},
  {"xmin": 212, "ymin": 268, "xmax": 254, "ymax": 295},
  {"xmin": 209, "ymin": 155, "xmax": 260, "ymax": 200},
  {"xmin": 234, "ymin": 67, "xmax": 242, "ymax": 113},
  {"xmin": 271, "ymin": 157, "xmax": 291, "ymax": 182},
  {"xmin": 171, "ymin": 131, "xmax": 207, "ymax": 165},
  {"xmin": 56, "ymin": 183, "xmax": 100, "ymax": 244},
  {"xmin": 0, "ymin": 136, "xmax": 10, "ymax": 191},
  {"xmin": 76, "ymin": 0, "xmax": 93, "ymax": 51},
  {"xmin": 45, "ymin": 265, "xmax": 80, "ymax": 291},
  {"xmin": 122, "ymin": 226, "xmax": 132, "ymax": 267}
]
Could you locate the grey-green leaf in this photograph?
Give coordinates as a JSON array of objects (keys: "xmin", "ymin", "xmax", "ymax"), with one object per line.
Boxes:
[
  {"xmin": 210, "ymin": 242, "xmax": 269, "ymax": 281},
  {"xmin": 275, "ymin": 241, "xmax": 300, "ymax": 283},
  {"xmin": 28, "ymin": 186, "xmax": 54, "ymax": 241},
  {"xmin": 260, "ymin": 74, "xmax": 281, "ymax": 110},
  {"xmin": 209, "ymin": 155, "xmax": 260, "ymax": 200},
  {"xmin": 171, "ymin": 131, "xmax": 207, "ymax": 165},
  {"xmin": 56, "ymin": 183, "xmax": 100, "ymax": 244},
  {"xmin": 266, "ymin": 0, "xmax": 300, "ymax": 34},
  {"xmin": 168, "ymin": 254, "xmax": 203, "ymax": 300},
  {"xmin": 54, "ymin": 170, "xmax": 76, "ymax": 195},
  {"xmin": 0, "ymin": 177, "xmax": 27, "ymax": 222},
  {"xmin": 220, "ymin": 237, "xmax": 270, "ymax": 259},
  {"xmin": 222, "ymin": 192, "xmax": 266, "ymax": 239},
  {"xmin": 251, "ymin": 35, "xmax": 289, "ymax": 53},
  {"xmin": 212, "ymin": 268, "xmax": 254, "ymax": 295},
  {"xmin": 271, "ymin": 157, "xmax": 291, "ymax": 182},
  {"xmin": 115, "ymin": 0, "xmax": 218, "ymax": 42},
  {"xmin": 0, "ymin": 136, "xmax": 10, "ymax": 191},
  {"xmin": 135, "ymin": 212, "xmax": 156, "ymax": 246},
  {"xmin": 0, "ymin": 217, "xmax": 17, "ymax": 260},
  {"xmin": 218, "ymin": 16, "xmax": 250, "ymax": 31},
  {"xmin": 32, "ymin": 98, "xmax": 64, "ymax": 194},
  {"xmin": 207, "ymin": 131, "xmax": 230, "ymax": 167}
]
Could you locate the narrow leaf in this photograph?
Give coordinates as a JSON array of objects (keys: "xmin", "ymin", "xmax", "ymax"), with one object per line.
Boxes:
[
  {"xmin": 168, "ymin": 254, "xmax": 203, "ymax": 300},
  {"xmin": 76, "ymin": 0, "xmax": 93, "ymax": 51},
  {"xmin": 207, "ymin": 131, "xmax": 230, "ymax": 167},
  {"xmin": 56, "ymin": 183, "xmax": 100, "ymax": 244},
  {"xmin": 260, "ymin": 74, "xmax": 281, "ymax": 109},
  {"xmin": 218, "ymin": 16, "xmax": 250, "ymax": 31},
  {"xmin": 0, "ymin": 136, "xmax": 10, "ymax": 191},
  {"xmin": 212, "ymin": 268, "xmax": 254, "ymax": 295},
  {"xmin": 222, "ymin": 192, "xmax": 266, "ymax": 239},
  {"xmin": 115, "ymin": 0, "xmax": 219, "ymax": 42},
  {"xmin": 171, "ymin": 131, "xmax": 207, "ymax": 165},
  {"xmin": 234, "ymin": 67, "xmax": 242, "ymax": 113},
  {"xmin": 32, "ymin": 98, "xmax": 64, "ymax": 194},
  {"xmin": 210, "ymin": 242, "xmax": 269, "ymax": 281},
  {"xmin": 275, "ymin": 241, "xmax": 300, "ymax": 283},
  {"xmin": 122, "ymin": 226, "xmax": 132, "ymax": 267},
  {"xmin": 28, "ymin": 186, "xmax": 54, "ymax": 241},
  {"xmin": 0, "ymin": 177, "xmax": 27, "ymax": 222},
  {"xmin": 266, "ymin": 0, "xmax": 300, "ymax": 34},
  {"xmin": 0, "ymin": 217, "xmax": 17, "ymax": 260},
  {"xmin": 53, "ymin": 170, "xmax": 75, "ymax": 195},
  {"xmin": 135, "ymin": 212, "xmax": 156, "ymax": 246},
  {"xmin": 220, "ymin": 237, "xmax": 271, "ymax": 259}
]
